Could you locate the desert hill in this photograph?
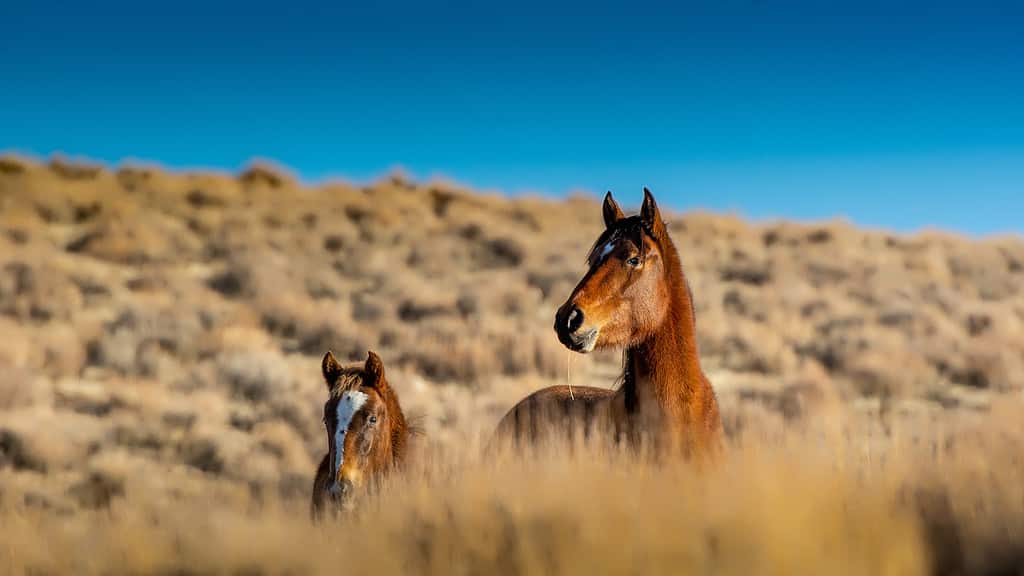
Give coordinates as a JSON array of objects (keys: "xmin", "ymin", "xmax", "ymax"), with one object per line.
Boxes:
[{"xmin": 1, "ymin": 155, "xmax": 1023, "ymax": 574}]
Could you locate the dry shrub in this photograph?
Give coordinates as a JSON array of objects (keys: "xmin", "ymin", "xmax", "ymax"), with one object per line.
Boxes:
[
  {"xmin": 238, "ymin": 161, "xmax": 295, "ymax": 189},
  {"xmin": 47, "ymin": 155, "xmax": 104, "ymax": 180},
  {"xmin": 0, "ymin": 428, "xmax": 47, "ymax": 473},
  {"xmin": 217, "ymin": 349, "xmax": 294, "ymax": 404},
  {"xmin": 252, "ymin": 420, "xmax": 315, "ymax": 474},
  {"xmin": 67, "ymin": 472, "xmax": 125, "ymax": 510},
  {"xmin": 402, "ymin": 327, "xmax": 501, "ymax": 383},
  {"xmin": 941, "ymin": 343, "xmax": 1024, "ymax": 392},
  {"xmin": 0, "ymin": 260, "xmax": 83, "ymax": 324},
  {"xmin": 88, "ymin": 305, "xmax": 206, "ymax": 380},
  {"xmin": 0, "ymin": 154, "xmax": 30, "ymax": 175},
  {"xmin": 113, "ymin": 165, "xmax": 155, "ymax": 187},
  {"xmin": 0, "ymin": 367, "xmax": 51, "ymax": 411},
  {"xmin": 704, "ymin": 318, "xmax": 799, "ymax": 375},
  {"xmin": 35, "ymin": 325, "xmax": 88, "ymax": 379},
  {"xmin": 844, "ymin": 348, "xmax": 938, "ymax": 398},
  {"xmin": 66, "ymin": 215, "xmax": 202, "ymax": 265},
  {"xmin": 0, "ymin": 406, "xmax": 107, "ymax": 474}
]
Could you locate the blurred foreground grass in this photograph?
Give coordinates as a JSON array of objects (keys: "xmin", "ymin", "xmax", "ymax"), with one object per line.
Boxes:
[{"xmin": 4, "ymin": 400, "xmax": 1024, "ymax": 576}]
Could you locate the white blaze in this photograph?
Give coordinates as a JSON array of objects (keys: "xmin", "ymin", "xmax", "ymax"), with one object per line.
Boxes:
[
  {"xmin": 599, "ymin": 240, "xmax": 617, "ymax": 261},
  {"xmin": 333, "ymin": 390, "xmax": 368, "ymax": 479}
]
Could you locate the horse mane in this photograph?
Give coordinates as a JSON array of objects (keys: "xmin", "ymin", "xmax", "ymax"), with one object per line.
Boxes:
[
  {"xmin": 619, "ymin": 349, "xmax": 638, "ymax": 413},
  {"xmin": 683, "ymin": 274, "xmax": 697, "ymax": 346},
  {"xmin": 404, "ymin": 413, "xmax": 426, "ymax": 435},
  {"xmin": 402, "ymin": 413, "xmax": 426, "ymax": 445}
]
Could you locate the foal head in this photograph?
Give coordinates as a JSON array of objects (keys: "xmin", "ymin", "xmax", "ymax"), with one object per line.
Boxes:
[
  {"xmin": 320, "ymin": 350, "xmax": 403, "ymax": 506},
  {"xmin": 555, "ymin": 188, "xmax": 679, "ymax": 353}
]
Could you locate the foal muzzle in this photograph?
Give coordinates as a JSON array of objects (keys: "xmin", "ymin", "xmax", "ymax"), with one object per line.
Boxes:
[{"xmin": 329, "ymin": 478, "xmax": 355, "ymax": 500}]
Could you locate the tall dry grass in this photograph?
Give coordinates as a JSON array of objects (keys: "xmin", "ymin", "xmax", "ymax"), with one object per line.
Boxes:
[{"xmin": 4, "ymin": 400, "xmax": 1024, "ymax": 575}]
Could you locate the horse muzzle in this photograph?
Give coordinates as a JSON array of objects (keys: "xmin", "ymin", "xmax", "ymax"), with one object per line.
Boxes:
[
  {"xmin": 554, "ymin": 305, "xmax": 599, "ymax": 353},
  {"xmin": 328, "ymin": 478, "xmax": 355, "ymax": 504}
]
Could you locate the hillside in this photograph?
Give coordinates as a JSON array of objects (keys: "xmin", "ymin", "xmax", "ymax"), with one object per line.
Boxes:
[{"xmin": 1, "ymin": 155, "xmax": 1023, "ymax": 574}]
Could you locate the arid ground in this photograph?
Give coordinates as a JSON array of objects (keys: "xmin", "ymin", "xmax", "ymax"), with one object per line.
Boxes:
[{"xmin": 1, "ymin": 155, "xmax": 1023, "ymax": 575}]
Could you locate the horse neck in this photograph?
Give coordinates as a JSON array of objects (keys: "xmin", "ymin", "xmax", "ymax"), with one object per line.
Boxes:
[{"xmin": 625, "ymin": 236, "xmax": 705, "ymax": 408}]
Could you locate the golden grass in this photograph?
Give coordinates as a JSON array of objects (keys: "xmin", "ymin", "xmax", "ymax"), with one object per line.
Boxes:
[{"xmin": 5, "ymin": 403, "xmax": 1024, "ymax": 575}]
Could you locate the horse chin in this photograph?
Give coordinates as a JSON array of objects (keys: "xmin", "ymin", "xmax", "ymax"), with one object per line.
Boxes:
[
  {"xmin": 328, "ymin": 487, "xmax": 358, "ymax": 513},
  {"xmin": 339, "ymin": 496, "xmax": 358, "ymax": 513},
  {"xmin": 570, "ymin": 328, "xmax": 599, "ymax": 354},
  {"xmin": 328, "ymin": 478, "xmax": 359, "ymax": 511}
]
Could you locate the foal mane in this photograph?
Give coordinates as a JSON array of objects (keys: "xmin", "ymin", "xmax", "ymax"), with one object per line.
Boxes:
[{"xmin": 329, "ymin": 368, "xmax": 367, "ymax": 397}]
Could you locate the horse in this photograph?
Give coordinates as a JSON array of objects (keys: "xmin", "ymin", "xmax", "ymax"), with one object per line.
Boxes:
[
  {"xmin": 311, "ymin": 350, "xmax": 413, "ymax": 520},
  {"xmin": 493, "ymin": 188, "xmax": 722, "ymax": 456}
]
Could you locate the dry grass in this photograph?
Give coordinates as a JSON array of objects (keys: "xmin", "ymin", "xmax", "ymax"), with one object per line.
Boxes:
[
  {"xmin": 1, "ymin": 154, "xmax": 1023, "ymax": 574},
  {"xmin": 3, "ymin": 405, "xmax": 1024, "ymax": 575}
]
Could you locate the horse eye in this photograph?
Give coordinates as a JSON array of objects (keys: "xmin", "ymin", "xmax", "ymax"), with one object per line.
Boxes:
[
  {"xmin": 368, "ymin": 415, "xmax": 378, "ymax": 425},
  {"xmin": 626, "ymin": 256, "xmax": 641, "ymax": 267}
]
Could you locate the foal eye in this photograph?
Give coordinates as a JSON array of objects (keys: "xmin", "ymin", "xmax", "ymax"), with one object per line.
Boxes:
[
  {"xmin": 626, "ymin": 256, "xmax": 641, "ymax": 267},
  {"xmin": 368, "ymin": 415, "xmax": 378, "ymax": 425}
]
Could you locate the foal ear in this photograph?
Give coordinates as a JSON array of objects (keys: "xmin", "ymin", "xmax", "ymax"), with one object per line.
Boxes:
[
  {"xmin": 322, "ymin": 351, "xmax": 343, "ymax": 391},
  {"xmin": 602, "ymin": 191, "xmax": 625, "ymax": 228},
  {"xmin": 364, "ymin": 350, "xmax": 386, "ymax": 383},
  {"xmin": 640, "ymin": 187, "xmax": 666, "ymax": 238}
]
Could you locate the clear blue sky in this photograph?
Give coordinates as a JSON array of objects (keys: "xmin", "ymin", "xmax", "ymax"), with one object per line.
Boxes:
[{"xmin": 2, "ymin": 1, "xmax": 1022, "ymax": 235}]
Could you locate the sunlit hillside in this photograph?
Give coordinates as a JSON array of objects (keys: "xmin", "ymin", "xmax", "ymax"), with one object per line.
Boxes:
[{"xmin": 1, "ymin": 155, "xmax": 1023, "ymax": 575}]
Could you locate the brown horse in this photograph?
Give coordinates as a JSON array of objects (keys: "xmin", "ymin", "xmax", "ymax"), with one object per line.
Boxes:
[
  {"xmin": 494, "ymin": 188, "xmax": 721, "ymax": 455},
  {"xmin": 311, "ymin": 350, "xmax": 413, "ymax": 520}
]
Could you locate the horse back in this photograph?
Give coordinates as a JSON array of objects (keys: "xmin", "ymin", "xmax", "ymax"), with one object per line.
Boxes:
[{"xmin": 492, "ymin": 385, "xmax": 615, "ymax": 447}]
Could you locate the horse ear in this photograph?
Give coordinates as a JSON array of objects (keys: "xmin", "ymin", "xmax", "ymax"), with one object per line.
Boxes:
[
  {"xmin": 602, "ymin": 191, "xmax": 624, "ymax": 228},
  {"xmin": 640, "ymin": 187, "xmax": 666, "ymax": 238},
  {"xmin": 322, "ymin": 351, "xmax": 342, "ymax": 391},
  {"xmin": 364, "ymin": 350, "xmax": 386, "ymax": 384}
]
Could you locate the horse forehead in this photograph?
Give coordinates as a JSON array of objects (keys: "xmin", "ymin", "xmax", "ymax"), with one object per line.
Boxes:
[
  {"xmin": 335, "ymin": 390, "xmax": 370, "ymax": 427},
  {"xmin": 590, "ymin": 231, "xmax": 625, "ymax": 265},
  {"xmin": 598, "ymin": 238, "xmax": 618, "ymax": 260}
]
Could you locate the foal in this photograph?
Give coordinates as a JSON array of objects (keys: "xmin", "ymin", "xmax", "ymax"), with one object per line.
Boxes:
[
  {"xmin": 311, "ymin": 350, "xmax": 412, "ymax": 519},
  {"xmin": 494, "ymin": 189, "xmax": 721, "ymax": 455}
]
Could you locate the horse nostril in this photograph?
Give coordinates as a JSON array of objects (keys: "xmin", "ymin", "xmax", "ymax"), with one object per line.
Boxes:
[{"xmin": 567, "ymin": 307, "xmax": 584, "ymax": 333}]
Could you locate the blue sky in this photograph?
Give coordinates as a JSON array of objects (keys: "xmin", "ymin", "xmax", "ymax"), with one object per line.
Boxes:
[{"xmin": 2, "ymin": 1, "xmax": 1022, "ymax": 235}]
